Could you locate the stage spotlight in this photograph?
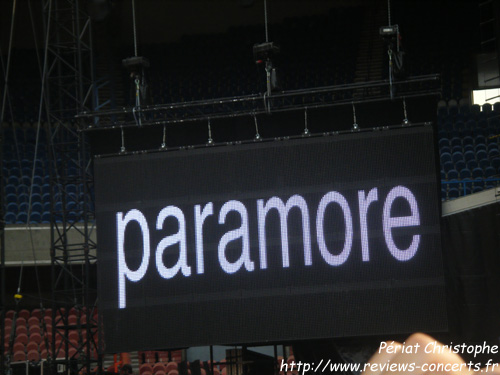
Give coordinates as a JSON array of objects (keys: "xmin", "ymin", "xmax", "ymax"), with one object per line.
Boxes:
[{"xmin": 253, "ymin": 42, "xmax": 281, "ymax": 95}]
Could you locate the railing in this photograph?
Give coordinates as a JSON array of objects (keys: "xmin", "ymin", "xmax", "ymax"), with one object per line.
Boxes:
[{"xmin": 441, "ymin": 178, "xmax": 500, "ymax": 200}]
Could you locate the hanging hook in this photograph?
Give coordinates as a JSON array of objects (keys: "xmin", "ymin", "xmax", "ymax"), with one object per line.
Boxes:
[
  {"xmin": 207, "ymin": 118, "xmax": 213, "ymax": 145},
  {"xmin": 254, "ymin": 114, "xmax": 261, "ymax": 140},
  {"xmin": 402, "ymin": 97, "xmax": 410, "ymax": 125},
  {"xmin": 160, "ymin": 124, "xmax": 167, "ymax": 149},
  {"xmin": 303, "ymin": 107, "xmax": 309, "ymax": 135},
  {"xmin": 120, "ymin": 127, "xmax": 126, "ymax": 153},
  {"xmin": 352, "ymin": 102, "xmax": 359, "ymax": 131}
]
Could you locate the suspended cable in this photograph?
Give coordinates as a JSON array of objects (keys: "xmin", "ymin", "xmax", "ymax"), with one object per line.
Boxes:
[
  {"xmin": 387, "ymin": 0, "xmax": 391, "ymax": 26},
  {"xmin": 264, "ymin": 0, "xmax": 269, "ymax": 43},
  {"xmin": 132, "ymin": 0, "xmax": 138, "ymax": 57}
]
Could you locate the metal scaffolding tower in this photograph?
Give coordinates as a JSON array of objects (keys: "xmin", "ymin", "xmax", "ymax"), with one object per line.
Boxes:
[{"xmin": 41, "ymin": 0, "xmax": 101, "ymax": 373}]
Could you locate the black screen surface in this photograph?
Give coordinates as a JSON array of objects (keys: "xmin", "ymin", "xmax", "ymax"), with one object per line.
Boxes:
[{"xmin": 95, "ymin": 125, "xmax": 446, "ymax": 353}]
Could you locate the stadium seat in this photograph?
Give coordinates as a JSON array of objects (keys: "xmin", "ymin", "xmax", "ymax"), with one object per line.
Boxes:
[
  {"xmin": 447, "ymin": 169, "xmax": 458, "ymax": 180},
  {"xmin": 455, "ymin": 160, "xmax": 466, "ymax": 172},
  {"xmin": 13, "ymin": 350, "xmax": 26, "ymax": 362},
  {"xmin": 29, "ymin": 325, "xmax": 41, "ymax": 335},
  {"xmin": 26, "ymin": 341, "xmax": 38, "ymax": 352},
  {"xmin": 459, "ymin": 168, "xmax": 471, "ymax": 179},
  {"xmin": 448, "ymin": 187, "xmax": 460, "ymax": 200},
  {"xmin": 16, "ymin": 325, "xmax": 28, "ymax": 335},
  {"xmin": 141, "ymin": 364, "xmax": 154, "ymax": 375},
  {"xmin": 466, "ymin": 159, "xmax": 478, "ymax": 170},
  {"xmin": 13, "ymin": 341, "xmax": 25, "ymax": 353},
  {"xmin": 15, "ymin": 332, "xmax": 28, "ymax": 345},
  {"xmin": 485, "ymin": 166, "xmax": 497, "ymax": 178},
  {"xmin": 440, "ymin": 152, "xmax": 452, "ymax": 164},
  {"xmin": 472, "ymin": 168, "xmax": 484, "ymax": 179},
  {"xmin": 479, "ymin": 159, "xmax": 491, "ymax": 170}
]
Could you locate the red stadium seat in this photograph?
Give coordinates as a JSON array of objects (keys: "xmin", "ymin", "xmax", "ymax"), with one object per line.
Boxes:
[
  {"xmin": 55, "ymin": 349, "xmax": 66, "ymax": 359},
  {"xmin": 31, "ymin": 309, "xmax": 42, "ymax": 320},
  {"xmin": 167, "ymin": 371, "xmax": 179, "ymax": 375},
  {"xmin": 43, "ymin": 308, "xmax": 52, "ymax": 318},
  {"xmin": 26, "ymin": 341, "xmax": 38, "ymax": 352},
  {"xmin": 29, "ymin": 324, "xmax": 41, "ymax": 335},
  {"xmin": 68, "ymin": 314, "xmax": 78, "ymax": 325},
  {"xmin": 16, "ymin": 325, "xmax": 28, "ymax": 335},
  {"xmin": 140, "ymin": 364, "xmax": 154, "ymax": 375},
  {"xmin": 15, "ymin": 317, "xmax": 27, "ymax": 327},
  {"xmin": 156, "ymin": 372, "xmax": 166, "ymax": 375},
  {"xmin": 69, "ymin": 330, "xmax": 79, "ymax": 342},
  {"xmin": 18, "ymin": 309, "xmax": 31, "ymax": 321},
  {"xmin": 6, "ymin": 310, "xmax": 15, "ymax": 319},
  {"xmin": 165, "ymin": 362, "xmax": 178, "ymax": 373},
  {"xmin": 30, "ymin": 332, "xmax": 42, "ymax": 344},
  {"xmin": 68, "ymin": 346, "xmax": 78, "ymax": 358},
  {"xmin": 15, "ymin": 333, "xmax": 28, "ymax": 345},
  {"xmin": 13, "ymin": 342, "xmax": 25, "ymax": 353},
  {"xmin": 153, "ymin": 363, "xmax": 166, "ymax": 374},
  {"xmin": 13, "ymin": 350, "xmax": 26, "ymax": 362},
  {"xmin": 28, "ymin": 316, "xmax": 40, "ymax": 327},
  {"xmin": 27, "ymin": 349, "xmax": 40, "ymax": 361}
]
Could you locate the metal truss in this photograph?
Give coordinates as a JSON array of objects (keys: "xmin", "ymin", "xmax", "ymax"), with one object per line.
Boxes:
[
  {"xmin": 42, "ymin": 0, "xmax": 101, "ymax": 373},
  {"xmin": 78, "ymin": 74, "xmax": 440, "ymax": 130},
  {"xmin": 0, "ymin": 120, "xmax": 6, "ymax": 375}
]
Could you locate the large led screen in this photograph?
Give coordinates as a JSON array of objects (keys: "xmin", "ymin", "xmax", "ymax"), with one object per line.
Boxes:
[{"xmin": 95, "ymin": 125, "xmax": 446, "ymax": 353}]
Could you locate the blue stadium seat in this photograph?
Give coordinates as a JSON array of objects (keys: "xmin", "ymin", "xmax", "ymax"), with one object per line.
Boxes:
[
  {"xmin": 6, "ymin": 192, "xmax": 19, "ymax": 204},
  {"xmin": 475, "ymin": 135, "xmax": 486, "ymax": 145},
  {"xmin": 32, "ymin": 202, "xmax": 43, "ymax": 214},
  {"xmin": 5, "ymin": 212, "xmax": 17, "ymax": 224},
  {"xmin": 459, "ymin": 168, "xmax": 471, "ymax": 179},
  {"xmin": 440, "ymin": 145, "xmax": 451, "ymax": 154},
  {"xmin": 492, "ymin": 157, "xmax": 500, "ymax": 171},
  {"xmin": 467, "ymin": 159, "xmax": 478, "ymax": 170},
  {"xmin": 485, "ymin": 166, "xmax": 497, "ymax": 178},
  {"xmin": 462, "ymin": 136, "xmax": 474, "ymax": 147},
  {"xmin": 7, "ymin": 202, "xmax": 18, "ymax": 215},
  {"xmin": 447, "ymin": 169, "xmax": 459, "ymax": 180},
  {"xmin": 41, "ymin": 184, "xmax": 51, "ymax": 195},
  {"xmin": 471, "ymin": 104, "xmax": 481, "ymax": 116},
  {"xmin": 472, "ymin": 167, "xmax": 484, "ymax": 179},
  {"xmin": 5, "ymin": 184, "xmax": 16, "ymax": 195},
  {"xmin": 16, "ymin": 212, "xmax": 28, "ymax": 224},
  {"xmin": 485, "ymin": 180, "xmax": 497, "ymax": 189},
  {"xmin": 480, "ymin": 159, "xmax": 491, "ymax": 170},
  {"xmin": 472, "ymin": 185, "xmax": 483, "ymax": 194},
  {"xmin": 42, "ymin": 211, "xmax": 51, "ymax": 222},
  {"xmin": 29, "ymin": 212, "xmax": 42, "ymax": 224},
  {"xmin": 462, "ymin": 184, "xmax": 472, "ymax": 196},
  {"xmin": 448, "ymin": 187, "xmax": 460, "ymax": 199},
  {"xmin": 7, "ymin": 175, "xmax": 19, "ymax": 186},
  {"xmin": 441, "ymin": 152, "xmax": 451, "ymax": 166},
  {"xmin": 489, "ymin": 148, "xmax": 500, "ymax": 159},
  {"xmin": 450, "ymin": 137, "xmax": 462, "ymax": 148},
  {"xmin": 476, "ymin": 149, "xmax": 488, "ymax": 161},
  {"xmin": 452, "ymin": 151, "xmax": 464, "ymax": 164},
  {"xmin": 438, "ymin": 138, "xmax": 449, "ymax": 149},
  {"xmin": 463, "ymin": 150, "xmax": 475, "ymax": 162},
  {"xmin": 455, "ymin": 160, "xmax": 466, "ymax": 172}
]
